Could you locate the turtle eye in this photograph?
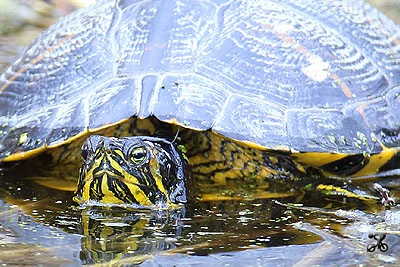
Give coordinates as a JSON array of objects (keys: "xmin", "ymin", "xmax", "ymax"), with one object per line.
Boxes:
[{"xmin": 131, "ymin": 147, "xmax": 147, "ymax": 164}]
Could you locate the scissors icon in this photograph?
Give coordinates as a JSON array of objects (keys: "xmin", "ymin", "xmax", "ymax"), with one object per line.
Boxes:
[{"xmin": 367, "ymin": 233, "xmax": 388, "ymax": 252}]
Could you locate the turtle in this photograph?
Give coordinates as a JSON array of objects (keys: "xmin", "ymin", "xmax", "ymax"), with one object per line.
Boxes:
[{"xmin": 1, "ymin": 0, "xmax": 400, "ymax": 207}]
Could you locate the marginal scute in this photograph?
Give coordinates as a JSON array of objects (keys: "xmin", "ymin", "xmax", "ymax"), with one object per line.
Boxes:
[
  {"xmin": 1, "ymin": 146, "xmax": 48, "ymax": 162},
  {"xmin": 153, "ymin": 75, "xmax": 229, "ymax": 131},
  {"xmin": 212, "ymin": 94, "xmax": 287, "ymax": 149},
  {"xmin": 88, "ymin": 78, "xmax": 139, "ymax": 130},
  {"xmin": 286, "ymin": 108, "xmax": 366, "ymax": 153}
]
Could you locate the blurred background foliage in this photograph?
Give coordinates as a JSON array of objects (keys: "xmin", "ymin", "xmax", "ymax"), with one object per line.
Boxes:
[{"xmin": 367, "ymin": 0, "xmax": 400, "ymax": 24}]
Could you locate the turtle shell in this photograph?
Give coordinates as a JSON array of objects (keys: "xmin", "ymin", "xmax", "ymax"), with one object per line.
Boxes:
[{"xmin": 1, "ymin": 0, "xmax": 400, "ymax": 166}]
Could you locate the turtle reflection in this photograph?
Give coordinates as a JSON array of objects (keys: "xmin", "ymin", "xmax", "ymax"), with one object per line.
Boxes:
[{"xmin": 78, "ymin": 206, "xmax": 185, "ymax": 264}]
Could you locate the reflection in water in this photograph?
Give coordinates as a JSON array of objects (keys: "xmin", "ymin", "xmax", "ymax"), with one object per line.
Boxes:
[
  {"xmin": 78, "ymin": 206, "xmax": 185, "ymax": 264},
  {"xmin": 1, "ymin": 161, "xmax": 400, "ymax": 265},
  {"xmin": 0, "ymin": 162, "xmax": 325, "ymax": 264}
]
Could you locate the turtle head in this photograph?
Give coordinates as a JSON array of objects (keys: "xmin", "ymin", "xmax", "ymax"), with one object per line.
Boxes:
[{"xmin": 74, "ymin": 135, "xmax": 188, "ymax": 207}]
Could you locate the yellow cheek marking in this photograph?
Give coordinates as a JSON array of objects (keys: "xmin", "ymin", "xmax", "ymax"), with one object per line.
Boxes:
[
  {"xmin": 149, "ymin": 156, "xmax": 171, "ymax": 204},
  {"xmin": 125, "ymin": 181, "xmax": 152, "ymax": 205},
  {"xmin": 100, "ymin": 173, "xmax": 124, "ymax": 204},
  {"xmin": 78, "ymin": 154, "xmax": 105, "ymax": 203},
  {"xmin": 78, "ymin": 163, "xmax": 97, "ymax": 203},
  {"xmin": 77, "ymin": 184, "xmax": 89, "ymax": 203},
  {"xmin": 81, "ymin": 175, "xmax": 93, "ymax": 203},
  {"xmin": 107, "ymin": 154, "xmax": 152, "ymax": 205},
  {"xmin": 114, "ymin": 149, "xmax": 125, "ymax": 159}
]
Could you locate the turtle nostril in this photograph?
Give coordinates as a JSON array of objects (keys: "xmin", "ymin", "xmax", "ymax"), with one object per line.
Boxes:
[{"xmin": 81, "ymin": 143, "xmax": 89, "ymax": 160}]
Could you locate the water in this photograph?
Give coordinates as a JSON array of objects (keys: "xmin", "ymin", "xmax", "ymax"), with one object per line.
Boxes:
[{"xmin": 1, "ymin": 161, "xmax": 400, "ymax": 265}]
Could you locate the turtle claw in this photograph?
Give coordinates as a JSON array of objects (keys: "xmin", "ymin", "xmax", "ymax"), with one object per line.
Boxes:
[{"xmin": 373, "ymin": 183, "xmax": 395, "ymax": 207}]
